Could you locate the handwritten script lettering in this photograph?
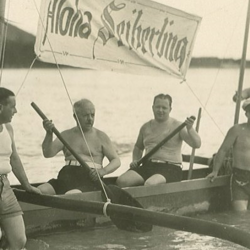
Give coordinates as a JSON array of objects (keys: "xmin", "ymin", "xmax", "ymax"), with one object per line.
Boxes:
[
  {"xmin": 96, "ymin": 1, "xmax": 188, "ymax": 68},
  {"xmin": 42, "ymin": 0, "xmax": 92, "ymax": 45},
  {"xmin": 42, "ymin": 0, "xmax": 189, "ymax": 68}
]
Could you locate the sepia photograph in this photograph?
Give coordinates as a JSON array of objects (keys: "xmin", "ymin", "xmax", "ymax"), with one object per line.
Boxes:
[{"xmin": 0, "ymin": 0, "xmax": 250, "ymax": 249}]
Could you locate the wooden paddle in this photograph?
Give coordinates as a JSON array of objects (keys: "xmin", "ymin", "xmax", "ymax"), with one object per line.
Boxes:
[
  {"xmin": 188, "ymin": 108, "xmax": 201, "ymax": 179},
  {"xmin": 137, "ymin": 116, "xmax": 196, "ymax": 167},
  {"xmin": 31, "ymin": 102, "xmax": 152, "ymax": 232},
  {"xmin": 14, "ymin": 188, "xmax": 250, "ymax": 249}
]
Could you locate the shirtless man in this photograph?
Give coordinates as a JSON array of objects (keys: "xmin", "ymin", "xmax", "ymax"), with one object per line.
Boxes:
[
  {"xmin": 38, "ymin": 99, "xmax": 120, "ymax": 195},
  {"xmin": 116, "ymin": 93, "xmax": 201, "ymax": 187},
  {"xmin": 207, "ymin": 99, "xmax": 250, "ymax": 212}
]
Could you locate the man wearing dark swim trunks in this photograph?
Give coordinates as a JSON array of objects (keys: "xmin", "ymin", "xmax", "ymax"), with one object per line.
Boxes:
[
  {"xmin": 116, "ymin": 93, "xmax": 201, "ymax": 187},
  {"xmin": 207, "ymin": 99, "xmax": 250, "ymax": 212},
  {"xmin": 38, "ymin": 99, "xmax": 121, "ymax": 195}
]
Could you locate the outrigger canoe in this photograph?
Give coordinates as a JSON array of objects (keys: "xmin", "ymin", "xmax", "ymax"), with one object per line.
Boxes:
[
  {"xmin": 12, "ymin": 105, "xmax": 231, "ymax": 236},
  {"xmin": 13, "ymin": 154, "xmax": 231, "ymax": 236}
]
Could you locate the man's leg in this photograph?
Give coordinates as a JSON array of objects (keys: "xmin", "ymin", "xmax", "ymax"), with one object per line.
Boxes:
[
  {"xmin": 38, "ymin": 183, "xmax": 56, "ymax": 195},
  {"xmin": 116, "ymin": 170, "xmax": 144, "ymax": 187},
  {"xmin": 1, "ymin": 215, "xmax": 26, "ymax": 250},
  {"xmin": 230, "ymin": 172, "xmax": 250, "ymax": 212},
  {"xmin": 144, "ymin": 174, "xmax": 166, "ymax": 186}
]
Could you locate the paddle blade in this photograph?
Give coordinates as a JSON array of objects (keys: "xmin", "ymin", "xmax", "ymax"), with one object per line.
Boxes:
[{"xmin": 102, "ymin": 185, "xmax": 153, "ymax": 232}]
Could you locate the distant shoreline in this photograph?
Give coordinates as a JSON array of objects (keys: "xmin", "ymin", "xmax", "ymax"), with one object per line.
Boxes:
[{"xmin": 3, "ymin": 24, "xmax": 250, "ymax": 69}]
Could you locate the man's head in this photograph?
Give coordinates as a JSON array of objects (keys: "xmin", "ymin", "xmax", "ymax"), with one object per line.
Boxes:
[
  {"xmin": 73, "ymin": 99, "xmax": 95, "ymax": 131},
  {"xmin": 0, "ymin": 87, "xmax": 16, "ymax": 124},
  {"xmin": 152, "ymin": 94, "xmax": 172, "ymax": 122}
]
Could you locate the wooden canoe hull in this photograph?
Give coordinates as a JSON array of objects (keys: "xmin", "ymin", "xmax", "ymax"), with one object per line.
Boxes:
[{"xmin": 17, "ymin": 174, "xmax": 230, "ymax": 235}]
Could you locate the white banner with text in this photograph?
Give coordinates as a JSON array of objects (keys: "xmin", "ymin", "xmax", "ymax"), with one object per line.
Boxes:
[{"xmin": 35, "ymin": 0, "xmax": 201, "ymax": 79}]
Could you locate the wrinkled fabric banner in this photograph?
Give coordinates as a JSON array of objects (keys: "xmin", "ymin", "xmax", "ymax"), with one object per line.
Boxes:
[{"xmin": 35, "ymin": 0, "xmax": 201, "ymax": 79}]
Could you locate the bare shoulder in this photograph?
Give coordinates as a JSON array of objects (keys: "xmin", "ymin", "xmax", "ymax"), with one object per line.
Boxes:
[
  {"xmin": 61, "ymin": 127, "xmax": 76, "ymax": 136},
  {"xmin": 169, "ymin": 118, "xmax": 182, "ymax": 128},
  {"xmin": 140, "ymin": 120, "xmax": 152, "ymax": 131},
  {"xmin": 225, "ymin": 124, "xmax": 245, "ymax": 138},
  {"xmin": 94, "ymin": 128, "xmax": 111, "ymax": 142},
  {"xmin": 229, "ymin": 124, "xmax": 244, "ymax": 133}
]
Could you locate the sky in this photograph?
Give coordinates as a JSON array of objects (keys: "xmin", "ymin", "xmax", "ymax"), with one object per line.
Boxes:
[{"xmin": 4, "ymin": 0, "xmax": 250, "ymax": 59}]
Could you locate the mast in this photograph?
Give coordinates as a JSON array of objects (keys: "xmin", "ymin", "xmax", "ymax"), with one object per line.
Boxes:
[
  {"xmin": 0, "ymin": 0, "xmax": 6, "ymax": 79},
  {"xmin": 234, "ymin": 0, "xmax": 250, "ymax": 124},
  {"xmin": 0, "ymin": 0, "xmax": 6, "ymax": 59}
]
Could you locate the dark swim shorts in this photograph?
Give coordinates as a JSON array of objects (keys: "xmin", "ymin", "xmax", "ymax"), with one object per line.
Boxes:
[
  {"xmin": 132, "ymin": 160, "xmax": 183, "ymax": 183},
  {"xmin": 231, "ymin": 168, "xmax": 250, "ymax": 201},
  {"xmin": 48, "ymin": 165, "xmax": 100, "ymax": 195}
]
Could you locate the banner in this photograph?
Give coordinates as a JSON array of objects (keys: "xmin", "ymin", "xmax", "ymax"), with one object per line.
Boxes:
[{"xmin": 35, "ymin": 0, "xmax": 201, "ymax": 79}]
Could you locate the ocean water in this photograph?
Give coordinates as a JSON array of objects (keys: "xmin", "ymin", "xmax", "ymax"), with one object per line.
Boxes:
[
  {"xmin": 1, "ymin": 67, "xmax": 249, "ymax": 184},
  {"xmin": 31, "ymin": 210, "xmax": 250, "ymax": 250},
  {"xmin": 1, "ymin": 67, "xmax": 250, "ymax": 249}
]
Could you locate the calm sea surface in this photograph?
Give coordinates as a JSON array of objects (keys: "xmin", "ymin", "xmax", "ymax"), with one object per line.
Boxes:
[
  {"xmin": 31, "ymin": 210, "xmax": 250, "ymax": 250},
  {"xmin": 1, "ymin": 67, "xmax": 250, "ymax": 249},
  {"xmin": 1, "ymin": 67, "xmax": 249, "ymax": 184}
]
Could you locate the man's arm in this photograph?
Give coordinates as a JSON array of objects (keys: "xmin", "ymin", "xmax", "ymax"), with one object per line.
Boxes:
[
  {"xmin": 98, "ymin": 132, "xmax": 121, "ymax": 177},
  {"xmin": 132, "ymin": 146, "xmax": 144, "ymax": 162},
  {"xmin": 207, "ymin": 126, "xmax": 238, "ymax": 182},
  {"xmin": 42, "ymin": 119, "xmax": 63, "ymax": 157},
  {"xmin": 130, "ymin": 127, "xmax": 144, "ymax": 168},
  {"xmin": 7, "ymin": 124, "xmax": 41, "ymax": 194},
  {"xmin": 180, "ymin": 117, "xmax": 201, "ymax": 148}
]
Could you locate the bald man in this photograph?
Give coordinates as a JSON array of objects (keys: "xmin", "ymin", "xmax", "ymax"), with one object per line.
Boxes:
[{"xmin": 38, "ymin": 99, "xmax": 120, "ymax": 195}]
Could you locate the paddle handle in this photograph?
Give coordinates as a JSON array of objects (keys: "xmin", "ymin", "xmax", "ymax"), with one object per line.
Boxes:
[
  {"xmin": 188, "ymin": 109, "xmax": 202, "ymax": 180},
  {"xmin": 138, "ymin": 116, "xmax": 196, "ymax": 166},
  {"xmin": 31, "ymin": 102, "xmax": 91, "ymax": 173}
]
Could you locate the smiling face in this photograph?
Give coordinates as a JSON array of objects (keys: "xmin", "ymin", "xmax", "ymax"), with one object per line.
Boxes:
[
  {"xmin": 152, "ymin": 97, "xmax": 171, "ymax": 122},
  {"xmin": 0, "ymin": 96, "xmax": 17, "ymax": 124},
  {"xmin": 74, "ymin": 99, "xmax": 95, "ymax": 132}
]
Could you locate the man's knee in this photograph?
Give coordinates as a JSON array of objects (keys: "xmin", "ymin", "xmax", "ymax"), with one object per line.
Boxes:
[
  {"xmin": 65, "ymin": 189, "xmax": 82, "ymax": 194},
  {"xmin": 116, "ymin": 175, "xmax": 128, "ymax": 187},
  {"xmin": 116, "ymin": 171, "xmax": 144, "ymax": 187},
  {"xmin": 38, "ymin": 183, "xmax": 56, "ymax": 195},
  {"xmin": 144, "ymin": 175, "xmax": 166, "ymax": 186}
]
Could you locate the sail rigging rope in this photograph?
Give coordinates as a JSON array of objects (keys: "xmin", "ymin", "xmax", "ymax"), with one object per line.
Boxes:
[
  {"xmin": 5, "ymin": 0, "xmax": 247, "ymax": 189},
  {"xmin": 181, "ymin": 0, "xmax": 246, "ymax": 138},
  {"xmin": 0, "ymin": 0, "xmax": 10, "ymax": 86},
  {"xmin": 16, "ymin": 55, "xmax": 39, "ymax": 96},
  {"xmin": 30, "ymin": 0, "xmax": 110, "ymax": 201}
]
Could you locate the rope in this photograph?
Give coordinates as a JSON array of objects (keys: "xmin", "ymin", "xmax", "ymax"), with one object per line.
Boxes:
[
  {"xmin": 204, "ymin": 0, "xmax": 245, "ymax": 109},
  {"xmin": 31, "ymin": 0, "xmax": 110, "ymax": 201},
  {"xmin": 180, "ymin": 0, "xmax": 246, "ymax": 138},
  {"xmin": 103, "ymin": 199, "xmax": 111, "ymax": 217},
  {"xmin": 16, "ymin": 56, "xmax": 38, "ymax": 97},
  {"xmin": 0, "ymin": 0, "xmax": 10, "ymax": 86},
  {"xmin": 2, "ymin": 0, "xmax": 244, "ymax": 194}
]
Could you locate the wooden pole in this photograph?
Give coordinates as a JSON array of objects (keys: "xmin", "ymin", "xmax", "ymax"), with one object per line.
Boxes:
[
  {"xmin": 0, "ymin": 0, "xmax": 6, "ymax": 66},
  {"xmin": 234, "ymin": 0, "xmax": 250, "ymax": 125},
  {"xmin": 188, "ymin": 108, "xmax": 202, "ymax": 180}
]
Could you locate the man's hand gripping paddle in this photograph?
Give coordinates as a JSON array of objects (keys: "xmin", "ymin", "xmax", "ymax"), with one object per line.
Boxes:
[{"xmin": 31, "ymin": 102, "xmax": 152, "ymax": 232}]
